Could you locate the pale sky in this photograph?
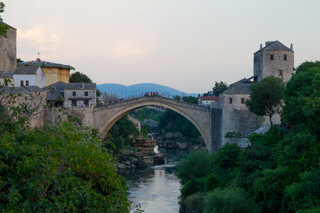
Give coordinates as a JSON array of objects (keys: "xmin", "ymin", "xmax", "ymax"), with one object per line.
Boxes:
[{"xmin": 3, "ymin": 0, "xmax": 320, "ymax": 93}]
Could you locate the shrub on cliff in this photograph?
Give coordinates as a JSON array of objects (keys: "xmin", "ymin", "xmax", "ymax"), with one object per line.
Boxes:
[
  {"xmin": 204, "ymin": 187, "xmax": 261, "ymax": 213},
  {"xmin": 177, "ymin": 150, "xmax": 213, "ymax": 184}
]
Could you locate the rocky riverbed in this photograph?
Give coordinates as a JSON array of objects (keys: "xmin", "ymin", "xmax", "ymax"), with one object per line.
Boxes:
[
  {"xmin": 117, "ymin": 136, "xmax": 166, "ymax": 170},
  {"xmin": 117, "ymin": 131, "xmax": 206, "ymax": 170}
]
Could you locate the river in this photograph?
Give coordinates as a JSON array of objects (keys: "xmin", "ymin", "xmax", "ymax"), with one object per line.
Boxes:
[{"xmin": 118, "ymin": 148, "xmax": 188, "ymax": 213}]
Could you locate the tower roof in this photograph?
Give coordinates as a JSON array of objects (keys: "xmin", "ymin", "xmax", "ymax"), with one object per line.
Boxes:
[{"xmin": 255, "ymin": 40, "xmax": 293, "ymax": 54}]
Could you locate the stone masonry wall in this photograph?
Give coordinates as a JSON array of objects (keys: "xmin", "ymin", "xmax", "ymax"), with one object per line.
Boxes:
[
  {"xmin": 254, "ymin": 50, "xmax": 294, "ymax": 82},
  {"xmin": 0, "ymin": 27, "xmax": 16, "ymax": 72},
  {"xmin": 44, "ymin": 107, "xmax": 94, "ymax": 127}
]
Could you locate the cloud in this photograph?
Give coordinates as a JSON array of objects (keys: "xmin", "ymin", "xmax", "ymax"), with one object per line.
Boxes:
[
  {"xmin": 17, "ymin": 27, "xmax": 61, "ymax": 52},
  {"xmin": 111, "ymin": 40, "xmax": 146, "ymax": 60}
]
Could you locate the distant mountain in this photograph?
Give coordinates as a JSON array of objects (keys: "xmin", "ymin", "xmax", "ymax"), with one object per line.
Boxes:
[{"xmin": 97, "ymin": 83, "xmax": 198, "ymax": 98}]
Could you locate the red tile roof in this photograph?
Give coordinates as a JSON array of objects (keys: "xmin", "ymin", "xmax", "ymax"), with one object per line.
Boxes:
[{"xmin": 199, "ymin": 96, "xmax": 219, "ymax": 102}]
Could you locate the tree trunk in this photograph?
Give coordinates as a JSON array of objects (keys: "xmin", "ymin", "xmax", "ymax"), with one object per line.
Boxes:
[{"xmin": 269, "ymin": 114, "xmax": 273, "ymax": 128}]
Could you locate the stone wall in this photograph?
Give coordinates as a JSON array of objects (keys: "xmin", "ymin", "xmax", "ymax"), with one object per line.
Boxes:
[
  {"xmin": 221, "ymin": 107, "xmax": 263, "ymax": 146},
  {"xmin": 209, "ymin": 104, "xmax": 222, "ymax": 153},
  {"xmin": 44, "ymin": 107, "xmax": 94, "ymax": 127},
  {"xmin": 254, "ymin": 50, "xmax": 294, "ymax": 82},
  {"xmin": 0, "ymin": 26, "xmax": 16, "ymax": 72}
]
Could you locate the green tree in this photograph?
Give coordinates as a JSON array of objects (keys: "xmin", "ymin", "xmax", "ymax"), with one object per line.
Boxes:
[
  {"xmin": 245, "ymin": 76, "xmax": 285, "ymax": 127},
  {"xmin": 0, "ymin": 121, "xmax": 132, "ymax": 212},
  {"xmin": 158, "ymin": 109, "xmax": 200, "ymax": 140},
  {"xmin": 182, "ymin": 96, "xmax": 198, "ymax": 104},
  {"xmin": 283, "ymin": 61, "xmax": 320, "ymax": 134},
  {"xmin": 70, "ymin": 71, "xmax": 93, "ymax": 83},
  {"xmin": 284, "ymin": 169, "xmax": 320, "ymax": 213},
  {"xmin": 0, "ymin": 2, "xmax": 9, "ymax": 38},
  {"xmin": 107, "ymin": 115, "xmax": 139, "ymax": 152},
  {"xmin": 212, "ymin": 81, "xmax": 228, "ymax": 96},
  {"xmin": 204, "ymin": 187, "xmax": 261, "ymax": 213},
  {"xmin": 69, "ymin": 71, "xmax": 101, "ymax": 97},
  {"xmin": 177, "ymin": 150, "xmax": 213, "ymax": 184}
]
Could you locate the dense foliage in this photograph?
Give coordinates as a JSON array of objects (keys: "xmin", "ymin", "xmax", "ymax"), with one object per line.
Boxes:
[
  {"xmin": 173, "ymin": 95, "xmax": 198, "ymax": 104},
  {"xmin": 158, "ymin": 109, "xmax": 200, "ymax": 142},
  {"xmin": 0, "ymin": 122, "xmax": 130, "ymax": 212},
  {"xmin": 129, "ymin": 107, "xmax": 162, "ymax": 122},
  {"xmin": 178, "ymin": 61, "xmax": 320, "ymax": 213},
  {"xmin": 106, "ymin": 115, "xmax": 140, "ymax": 153}
]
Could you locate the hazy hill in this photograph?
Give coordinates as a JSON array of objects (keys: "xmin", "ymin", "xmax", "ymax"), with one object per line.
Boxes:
[{"xmin": 97, "ymin": 83, "xmax": 198, "ymax": 98}]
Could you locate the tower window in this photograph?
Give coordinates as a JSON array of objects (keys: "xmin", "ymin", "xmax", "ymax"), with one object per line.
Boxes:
[
  {"xmin": 229, "ymin": 98, "xmax": 233, "ymax": 104},
  {"xmin": 279, "ymin": 70, "xmax": 283, "ymax": 76},
  {"xmin": 284, "ymin": 54, "xmax": 287, "ymax": 61},
  {"xmin": 270, "ymin": 54, "xmax": 274, "ymax": 60},
  {"xmin": 241, "ymin": 98, "xmax": 245, "ymax": 104}
]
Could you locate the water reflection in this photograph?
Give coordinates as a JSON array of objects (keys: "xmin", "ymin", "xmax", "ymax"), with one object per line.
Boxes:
[{"xmin": 118, "ymin": 149, "xmax": 187, "ymax": 213}]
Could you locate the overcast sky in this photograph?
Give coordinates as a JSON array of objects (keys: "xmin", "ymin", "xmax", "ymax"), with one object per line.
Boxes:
[{"xmin": 3, "ymin": 0, "xmax": 320, "ymax": 93}]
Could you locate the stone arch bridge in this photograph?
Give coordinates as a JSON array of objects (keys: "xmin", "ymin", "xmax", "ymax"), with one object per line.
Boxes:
[{"xmin": 93, "ymin": 96, "xmax": 221, "ymax": 152}]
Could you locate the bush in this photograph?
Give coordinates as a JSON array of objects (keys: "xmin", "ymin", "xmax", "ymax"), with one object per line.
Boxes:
[
  {"xmin": 0, "ymin": 122, "xmax": 130, "ymax": 212},
  {"xmin": 204, "ymin": 187, "xmax": 261, "ymax": 213},
  {"xmin": 205, "ymin": 173, "xmax": 219, "ymax": 191},
  {"xmin": 180, "ymin": 177, "xmax": 206, "ymax": 198},
  {"xmin": 113, "ymin": 136, "xmax": 125, "ymax": 153},
  {"xmin": 177, "ymin": 150, "xmax": 213, "ymax": 184}
]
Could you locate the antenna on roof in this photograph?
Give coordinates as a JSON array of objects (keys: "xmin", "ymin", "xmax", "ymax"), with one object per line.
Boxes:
[{"xmin": 36, "ymin": 53, "xmax": 41, "ymax": 62}]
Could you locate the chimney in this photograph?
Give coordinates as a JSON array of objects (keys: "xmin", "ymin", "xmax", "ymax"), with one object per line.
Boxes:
[
  {"xmin": 260, "ymin": 44, "xmax": 262, "ymax": 50},
  {"xmin": 36, "ymin": 58, "xmax": 41, "ymax": 62},
  {"xmin": 290, "ymin": 43, "xmax": 293, "ymax": 51}
]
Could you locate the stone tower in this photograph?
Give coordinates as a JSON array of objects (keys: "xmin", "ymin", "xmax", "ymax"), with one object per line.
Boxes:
[
  {"xmin": 253, "ymin": 41, "xmax": 294, "ymax": 82},
  {"xmin": 0, "ymin": 21, "xmax": 17, "ymax": 72}
]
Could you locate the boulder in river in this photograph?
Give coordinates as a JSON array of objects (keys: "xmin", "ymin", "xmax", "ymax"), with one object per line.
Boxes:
[
  {"xmin": 178, "ymin": 142, "xmax": 188, "ymax": 150},
  {"xmin": 164, "ymin": 132, "xmax": 173, "ymax": 139},
  {"xmin": 173, "ymin": 132, "xmax": 183, "ymax": 139}
]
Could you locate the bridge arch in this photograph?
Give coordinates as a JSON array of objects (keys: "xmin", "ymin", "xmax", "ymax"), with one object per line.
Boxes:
[{"xmin": 93, "ymin": 97, "xmax": 211, "ymax": 148}]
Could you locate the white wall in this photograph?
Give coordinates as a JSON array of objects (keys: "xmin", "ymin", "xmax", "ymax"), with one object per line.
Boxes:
[
  {"xmin": 13, "ymin": 67, "xmax": 46, "ymax": 88},
  {"xmin": 13, "ymin": 74, "xmax": 35, "ymax": 87},
  {"xmin": 35, "ymin": 67, "xmax": 46, "ymax": 88}
]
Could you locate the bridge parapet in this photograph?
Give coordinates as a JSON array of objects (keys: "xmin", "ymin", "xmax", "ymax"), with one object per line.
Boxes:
[{"xmin": 94, "ymin": 96, "xmax": 209, "ymax": 112}]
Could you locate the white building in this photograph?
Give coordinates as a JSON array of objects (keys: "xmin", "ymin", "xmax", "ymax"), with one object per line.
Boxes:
[
  {"xmin": 198, "ymin": 96, "xmax": 219, "ymax": 106},
  {"xmin": 13, "ymin": 66, "xmax": 46, "ymax": 88}
]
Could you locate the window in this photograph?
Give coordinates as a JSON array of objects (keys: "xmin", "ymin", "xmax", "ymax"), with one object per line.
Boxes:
[
  {"xmin": 84, "ymin": 91, "xmax": 88, "ymax": 96},
  {"xmin": 284, "ymin": 54, "xmax": 287, "ymax": 61},
  {"xmin": 279, "ymin": 70, "xmax": 283, "ymax": 76},
  {"xmin": 20, "ymin": 80, "xmax": 23, "ymax": 87},
  {"xmin": 229, "ymin": 98, "xmax": 232, "ymax": 104},
  {"xmin": 72, "ymin": 100, "xmax": 77, "ymax": 106},
  {"xmin": 270, "ymin": 54, "xmax": 274, "ymax": 60},
  {"xmin": 84, "ymin": 100, "xmax": 89, "ymax": 106},
  {"xmin": 241, "ymin": 98, "xmax": 245, "ymax": 104},
  {"xmin": 26, "ymin": 80, "xmax": 29, "ymax": 86},
  {"xmin": 72, "ymin": 91, "xmax": 76, "ymax": 96}
]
